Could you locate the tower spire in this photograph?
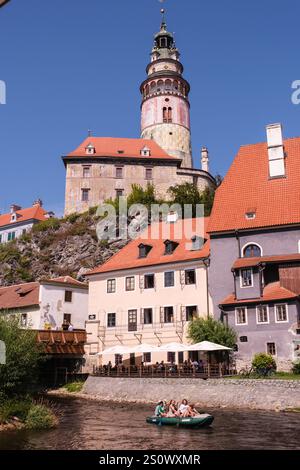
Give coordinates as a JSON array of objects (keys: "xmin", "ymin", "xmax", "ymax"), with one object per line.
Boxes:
[{"xmin": 160, "ymin": 8, "xmax": 166, "ymax": 30}]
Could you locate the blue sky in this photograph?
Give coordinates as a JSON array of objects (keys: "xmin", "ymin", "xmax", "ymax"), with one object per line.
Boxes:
[{"xmin": 0, "ymin": 0, "xmax": 299, "ymax": 216}]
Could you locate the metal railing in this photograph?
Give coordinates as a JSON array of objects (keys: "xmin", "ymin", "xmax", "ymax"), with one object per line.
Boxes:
[{"xmin": 93, "ymin": 363, "xmax": 236, "ymax": 379}]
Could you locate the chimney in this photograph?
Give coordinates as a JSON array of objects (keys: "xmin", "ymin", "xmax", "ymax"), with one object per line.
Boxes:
[
  {"xmin": 33, "ymin": 199, "xmax": 43, "ymax": 207},
  {"xmin": 266, "ymin": 123, "xmax": 285, "ymax": 178},
  {"xmin": 201, "ymin": 147, "xmax": 209, "ymax": 173},
  {"xmin": 10, "ymin": 204, "xmax": 21, "ymax": 214}
]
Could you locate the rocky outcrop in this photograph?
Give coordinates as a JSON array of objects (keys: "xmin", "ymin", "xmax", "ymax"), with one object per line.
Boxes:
[{"xmin": 0, "ymin": 213, "xmax": 128, "ymax": 286}]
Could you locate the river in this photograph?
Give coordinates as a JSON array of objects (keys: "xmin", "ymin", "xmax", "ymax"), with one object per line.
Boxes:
[{"xmin": 0, "ymin": 397, "xmax": 299, "ymax": 450}]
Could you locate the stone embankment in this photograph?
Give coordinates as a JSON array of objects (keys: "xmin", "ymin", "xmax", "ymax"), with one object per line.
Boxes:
[{"xmin": 81, "ymin": 376, "xmax": 300, "ymax": 411}]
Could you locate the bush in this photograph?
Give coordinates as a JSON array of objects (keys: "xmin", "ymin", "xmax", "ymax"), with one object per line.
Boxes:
[
  {"xmin": 292, "ymin": 361, "xmax": 300, "ymax": 375},
  {"xmin": 25, "ymin": 404, "xmax": 57, "ymax": 430},
  {"xmin": 252, "ymin": 353, "xmax": 277, "ymax": 375},
  {"xmin": 64, "ymin": 212, "xmax": 81, "ymax": 224},
  {"xmin": 32, "ymin": 218, "xmax": 61, "ymax": 233}
]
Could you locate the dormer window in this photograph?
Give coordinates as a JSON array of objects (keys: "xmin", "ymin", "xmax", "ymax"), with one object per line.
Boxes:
[
  {"xmin": 141, "ymin": 146, "xmax": 151, "ymax": 157},
  {"xmin": 10, "ymin": 213, "xmax": 17, "ymax": 223},
  {"xmin": 138, "ymin": 243, "xmax": 152, "ymax": 259},
  {"xmin": 164, "ymin": 240, "xmax": 179, "ymax": 255},
  {"xmin": 85, "ymin": 143, "xmax": 95, "ymax": 155},
  {"xmin": 245, "ymin": 208, "xmax": 256, "ymax": 220},
  {"xmin": 191, "ymin": 235, "xmax": 204, "ymax": 251},
  {"xmin": 117, "ymin": 150, "xmax": 124, "ymax": 154}
]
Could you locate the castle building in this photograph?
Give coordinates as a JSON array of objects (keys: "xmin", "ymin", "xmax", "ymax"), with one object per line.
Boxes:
[{"xmin": 63, "ymin": 12, "xmax": 215, "ymax": 216}]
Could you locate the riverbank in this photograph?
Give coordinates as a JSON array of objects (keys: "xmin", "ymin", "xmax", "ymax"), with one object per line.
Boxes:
[
  {"xmin": 0, "ymin": 398, "xmax": 58, "ymax": 432},
  {"xmin": 48, "ymin": 376, "xmax": 300, "ymax": 412}
]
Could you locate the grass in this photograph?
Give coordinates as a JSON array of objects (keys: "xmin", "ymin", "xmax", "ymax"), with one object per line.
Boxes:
[
  {"xmin": 63, "ymin": 381, "xmax": 84, "ymax": 393},
  {"xmin": 0, "ymin": 398, "xmax": 58, "ymax": 429}
]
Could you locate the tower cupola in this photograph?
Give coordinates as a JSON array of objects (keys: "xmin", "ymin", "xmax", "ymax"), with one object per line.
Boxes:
[{"xmin": 140, "ymin": 9, "xmax": 193, "ymax": 168}]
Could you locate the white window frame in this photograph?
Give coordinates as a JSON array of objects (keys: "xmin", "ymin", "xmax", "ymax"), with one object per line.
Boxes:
[
  {"xmin": 256, "ymin": 305, "xmax": 269, "ymax": 324},
  {"xmin": 107, "ymin": 312, "xmax": 116, "ymax": 328},
  {"xmin": 266, "ymin": 341, "xmax": 277, "ymax": 357},
  {"xmin": 164, "ymin": 271, "xmax": 175, "ymax": 288},
  {"xmin": 274, "ymin": 304, "xmax": 289, "ymax": 323},
  {"xmin": 239, "ymin": 268, "xmax": 254, "ymax": 288},
  {"xmin": 144, "ymin": 273, "xmax": 155, "ymax": 290},
  {"xmin": 241, "ymin": 242, "xmax": 263, "ymax": 258},
  {"xmin": 125, "ymin": 276, "xmax": 135, "ymax": 292},
  {"xmin": 235, "ymin": 307, "xmax": 248, "ymax": 326},
  {"xmin": 142, "ymin": 306, "xmax": 154, "ymax": 325},
  {"xmin": 107, "ymin": 278, "xmax": 116, "ymax": 294}
]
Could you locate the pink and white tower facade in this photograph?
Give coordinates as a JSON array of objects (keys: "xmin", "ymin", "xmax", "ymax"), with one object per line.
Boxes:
[{"xmin": 140, "ymin": 11, "xmax": 193, "ymax": 169}]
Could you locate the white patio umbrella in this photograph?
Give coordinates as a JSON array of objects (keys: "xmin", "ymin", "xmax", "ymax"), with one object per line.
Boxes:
[
  {"xmin": 187, "ymin": 341, "xmax": 232, "ymax": 352},
  {"xmin": 98, "ymin": 345, "xmax": 131, "ymax": 356},
  {"xmin": 158, "ymin": 342, "xmax": 189, "ymax": 352},
  {"xmin": 129, "ymin": 343, "xmax": 160, "ymax": 354}
]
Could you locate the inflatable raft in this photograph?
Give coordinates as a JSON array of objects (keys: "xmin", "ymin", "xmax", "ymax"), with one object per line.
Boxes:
[{"xmin": 146, "ymin": 413, "xmax": 214, "ymax": 428}]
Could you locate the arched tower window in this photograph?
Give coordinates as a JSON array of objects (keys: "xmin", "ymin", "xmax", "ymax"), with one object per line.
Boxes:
[
  {"xmin": 157, "ymin": 80, "xmax": 164, "ymax": 92},
  {"xmin": 163, "ymin": 107, "xmax": 167, "ymax": 122},
  {"xmin": 173, "ymin": 80, "xmax": 179, "ymax": 91},
  {"xmin": 150, "ymin": 81, "xmax": 156, "ymax": 94},
  {"xmin": 165, "ymin": 79, "xmax": 172, "ymax": 90},
  {"xmin": 243, "ymin": 244, "xmax": 262, "ymax": 258},
  {"xmin": 163, "ymin": 107, "xmax": 172, "ymax": 123}
]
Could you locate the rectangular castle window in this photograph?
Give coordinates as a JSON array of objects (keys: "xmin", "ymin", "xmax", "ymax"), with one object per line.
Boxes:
[{"xmin": 235, "ymin": 307, "xmax": 247, "ymax": 325}]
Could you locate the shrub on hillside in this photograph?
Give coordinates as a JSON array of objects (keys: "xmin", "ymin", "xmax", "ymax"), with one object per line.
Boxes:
[
  {"xmin": 32, "ymin": 218, "xmax": 61, "ymax": 233},
  {"xmin": 252, "ymin": 353, "xmax": 277, "ymax": 375}
]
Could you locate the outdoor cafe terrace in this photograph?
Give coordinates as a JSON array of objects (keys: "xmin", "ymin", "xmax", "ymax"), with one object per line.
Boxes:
[{"xmin": 92, "ymin": 341, "xmax": 236, "ymax": 379}]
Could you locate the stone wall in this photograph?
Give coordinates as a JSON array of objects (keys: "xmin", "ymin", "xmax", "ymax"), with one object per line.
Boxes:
[{"xmin": 83, "ymin": 376, "xmax": 300, "ymax": 411}]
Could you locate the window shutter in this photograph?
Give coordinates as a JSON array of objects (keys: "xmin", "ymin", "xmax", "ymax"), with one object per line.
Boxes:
[
  {"xmin": 180, "ymin": 305, "xmax": 186, "ymax": 322},
  {"xmin": 160, "ymin": 307, "xmax": 164, "ymax": 324},
  {"xmin": 139, "ymin": 275, "xmax": 145, "ymax": 291},
  {"xmin": 140, "ymin": 308, "xmax": 144, "ymax": 325},
  {"xmin": 180, "ymin": 270, "xmax": 185, "ymax": 287}
]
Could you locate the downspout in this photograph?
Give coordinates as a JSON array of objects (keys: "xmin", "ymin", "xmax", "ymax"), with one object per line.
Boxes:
[
  {"xmin": 232, "ymin": 268, "xmax": 237, "ymax": 300},
  {"xmin": 203, "ymin": 258, "xmax": 210, "ymax": 318},
  {"xmin": 235, "ymin": 229, "xmax": 241, "ymax": 257},
  {"xmin": 259, "ymin": 263, "xmax": 266, "ymax": 298}
]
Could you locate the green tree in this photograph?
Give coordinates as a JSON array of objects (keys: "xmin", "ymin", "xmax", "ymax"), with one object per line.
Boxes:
[
  {"xmin": 0, "ymin": 316, "xmax": 43, "ymax": 397},
  {"xmin": 188, "ymin": 316, "xmax": 237, "ymax": 348},
  {"xmin": 127, "ymin": 183, "xmax": 157, "ymax": 210},
  {"xmin": 168, "ymin": 183, "xmax": 216, "ymax": 217}
]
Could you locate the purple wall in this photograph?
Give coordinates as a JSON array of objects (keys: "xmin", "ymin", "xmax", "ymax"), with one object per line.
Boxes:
[{"xmin": 209, "ymin": 226, "xmax": 300, "ymax": 316}]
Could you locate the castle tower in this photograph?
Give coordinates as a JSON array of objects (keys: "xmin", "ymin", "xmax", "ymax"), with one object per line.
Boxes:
[{"xmin": 140, "ymin": 10, "xmax": 193, "ymax": 169}]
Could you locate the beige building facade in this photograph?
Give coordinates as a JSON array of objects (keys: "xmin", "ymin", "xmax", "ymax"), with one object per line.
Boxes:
[{"xmin": 84, "ymin": 218, "xmax": 211, "ymax": 370}]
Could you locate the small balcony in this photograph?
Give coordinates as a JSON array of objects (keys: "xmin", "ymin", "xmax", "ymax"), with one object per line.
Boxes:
[{"xmin": 35, "ymin": 329, "xmax": 87, "ymax": 356}]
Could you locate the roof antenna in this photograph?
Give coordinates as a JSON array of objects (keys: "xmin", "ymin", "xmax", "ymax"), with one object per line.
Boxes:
[{"xmin": 88, "ymin": 129, "xmax": 92, "ymax": 137}]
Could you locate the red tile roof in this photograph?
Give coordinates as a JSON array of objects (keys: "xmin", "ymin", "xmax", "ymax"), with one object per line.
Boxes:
[
  {"xmin": 0, "ymin": 282, "xmax": 40, "ymax": 310},
  {"xmin": 40, "ymin": 276, "xmax": 88, "ymax": 289},
  {"xmin": 208, "ymin": 137, "xmax": 300, "ymax": 233},
  {"xmin": 0, "ymin": 205, "xmax": 47, "ymax": 229},
  {"xmin": 64, "ymin": 137, "xmax": 179, "ymax": 160},
  {"xmin": 219, "ymin": 282, "xmax": 298, "ymax": 306},
  {"xmin": 232, "ymin": 253, "xmax": 300, "ymax": 270},
  {"xmin": 87, "ymin": 218, "xmax": 210, "ymax": 276}
]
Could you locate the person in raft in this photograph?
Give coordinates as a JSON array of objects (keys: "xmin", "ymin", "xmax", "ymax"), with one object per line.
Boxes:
[{"xmin": 154, "ymin": 401, "xmax": 167, "ymax": 417}]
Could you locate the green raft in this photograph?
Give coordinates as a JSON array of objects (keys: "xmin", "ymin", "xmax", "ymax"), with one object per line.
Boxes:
[{"xmin": 146, "ymin": 413, "xmax": 214, "ymax": 428}]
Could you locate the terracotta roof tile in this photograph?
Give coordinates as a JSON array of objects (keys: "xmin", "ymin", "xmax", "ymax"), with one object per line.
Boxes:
[
  {"xmin": 0, "ymin": 282, "xmax": 40, "ymax": 310},
  {"xmin": 40, "ymin": 276, "xmax": 88, "ymax": 289},
  {"xmin": 87, "ymin": 218, "xmax": 210, "ymax": 276},
  {"xmin": 0, "ymin": 205, "xmax": 47, "ymax": 229},
  {"xmin": 219, "ymin": 281, "xmax": 298, "ymax": 306},
  {"xmin": 232, "ymin": 253, "xmax": 300, "ymax": 269},
  {"xmin": 64, "ymin": 137, "xmax": 179, "ymax": 160},
  {"xmin": 209, "ymin": 137, "xmax": 300, "ymax": 233}
]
